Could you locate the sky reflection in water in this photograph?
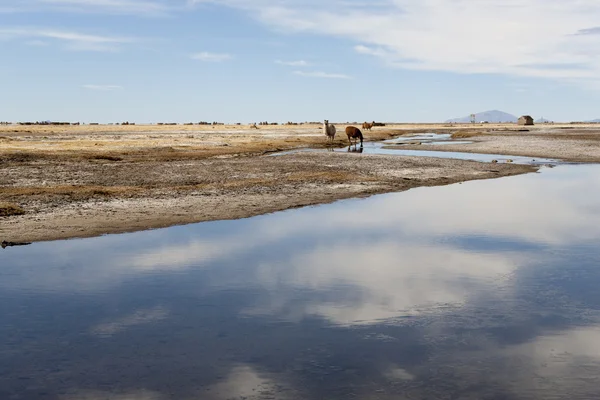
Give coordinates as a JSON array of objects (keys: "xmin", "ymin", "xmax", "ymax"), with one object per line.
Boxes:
[
  {"xmin": 2, "ymin": 165, "xmax": 600, "ymax": 399},
  {"xmin": 272, "ymin": 134, "xmax": 559, "ymax": 165}
]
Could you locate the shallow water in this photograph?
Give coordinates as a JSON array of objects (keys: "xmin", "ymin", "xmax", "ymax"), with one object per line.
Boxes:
[
  {"xmin": 3, "ymin": 165, "xmax": 600, "ymax": 399},
  {"xmin": 270, "ymin": 134, "xmax": 559, "ymax": 165},
  {"xmin": 383, "ymin": 132, "xmax": 457, "ymax": 143}
]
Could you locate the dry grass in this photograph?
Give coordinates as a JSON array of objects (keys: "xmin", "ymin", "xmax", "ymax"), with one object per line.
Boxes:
[
  {"xmin": 0, "ymin": 125, "xmax": 401, "ymax": 163},
  {"xmin": 286, "ymin": 171, "xmax": 369, "ymax": 183},
  {"xmin": 169, "ymin": 171, "xmax": 370, "ymax": 192},
  {"xmin": 0, "ymin": 202, "xmax": 26, "ymax": 217},
  {"xmin": 451, "ymin": 130, "xmax": 484, "ymax": 139},
  {"xmin": 84, "ymin": 154, "xmax": 124, "ymax": 162},
  {"xmin": 0, "ymin": 186, "xmax": 144, "ymax": 202},
  {"xmin": 547, "ymin": 133, "xmax": 600, "ymax": 141}
]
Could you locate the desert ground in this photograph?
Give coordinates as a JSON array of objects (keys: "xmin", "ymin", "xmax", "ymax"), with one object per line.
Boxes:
[{"xmin": 2, "ymin": 122, "xmax": 600, "ymax": 243}]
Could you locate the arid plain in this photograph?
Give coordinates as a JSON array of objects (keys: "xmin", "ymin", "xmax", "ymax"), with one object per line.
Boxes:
[{"xmin": 2, "ymin": 122, "xmax": 600, "ymax": 243}]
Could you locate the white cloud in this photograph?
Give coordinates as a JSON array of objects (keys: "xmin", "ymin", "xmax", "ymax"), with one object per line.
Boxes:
[
  {"xmin": 244, "ymin": 241, "xmax": 521, "ymax": 325},
  {"xmin": 354, "ymin": 44, "xmax": 391, "ymax": 58},
  {"xmin": 6, "ymin": 0, "xmax": 600, "ymax": 86},
  {"xmin": 82, "ymin": 84, "xmax": 123, "ymax": 90},
  {"xmin": 384, "ymin": 365, "xmax": 415, "ymax": 382},
  {"xmin": 293, "ymin": 70, "xmax": 352, "ymax": 79},
  {"xmin": 275, "ymin": 59, "xmax": 310, "ymax": 67},
  {"xmin": 191, "ymin": 51, "xmax": 233, "ymax": 62},
  {"xmin": 90, "ymin": 306, "xmax": 169, "ymax": 337},
  {"xmin": 191, "ymin": 0, "xmax": 600, "ymax": 85},
  {"xmin": 206, "ymin": 365, "xmax": 292, "ymax": 400},
  {"xmin": 0, "ymin": 27, "xmax": 136, "ymax": 51},
  {"xmin": 491, "ymin": 325, "xmax": 600, "ymax": 398}
]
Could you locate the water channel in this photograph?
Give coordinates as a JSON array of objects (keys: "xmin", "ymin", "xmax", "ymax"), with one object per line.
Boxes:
[{"xmin": 2, "ymin": 163, "xmax": 600, "ymax": 399}]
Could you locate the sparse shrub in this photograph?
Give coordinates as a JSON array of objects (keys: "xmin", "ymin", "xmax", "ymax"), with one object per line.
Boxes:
[
  {"xmin": 89, "ymin": 155, "xmax": 123, "ymax": 161},
  {"xmin": 451, "ymin": 130, "xmax": 482, "ymax": 139},
  {"xmin": 0, "ymin": 202, "xmax": 25, "ymax": 217}
]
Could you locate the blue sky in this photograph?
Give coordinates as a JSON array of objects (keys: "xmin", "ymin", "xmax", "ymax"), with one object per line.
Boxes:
[{"xmin": 2, "ymin": 0, "xmax": 600, "ymax": 123}]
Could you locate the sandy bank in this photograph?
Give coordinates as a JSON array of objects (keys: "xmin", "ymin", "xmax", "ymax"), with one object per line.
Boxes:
[{"xmin": 0, "ymin": 151, "xmax": 533, "ymax": 243}]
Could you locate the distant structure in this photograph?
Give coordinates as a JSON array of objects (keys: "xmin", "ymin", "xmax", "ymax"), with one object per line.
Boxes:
[
  {"xmin": 536, "ymin": 117, "xmax": 553, "ymax": 124},
  {"xmin": 518, "ymin": 115, "xmax": 534, "ymax": 126},
  {"xmin": 470, "ymin": 114, "xmax": 476, "ymax": 124}
]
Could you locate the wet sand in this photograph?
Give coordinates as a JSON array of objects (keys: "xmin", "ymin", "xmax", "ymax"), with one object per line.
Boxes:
[{"xmin": 2, "ymin": 122, "xmax": 598, "ymax": 243}]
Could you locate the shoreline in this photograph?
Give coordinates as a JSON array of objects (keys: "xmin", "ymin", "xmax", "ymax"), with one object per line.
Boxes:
[
  {"xmin": 1, "ymin": 154, "xmax": 535, "ymax": 244},
  {"xmin": 392, "ymin": 130, "xmax": 600, "ymax": 163},
  {"xmin": 2, "ymin": 123, "xmax": 600, "ymax": 244}
]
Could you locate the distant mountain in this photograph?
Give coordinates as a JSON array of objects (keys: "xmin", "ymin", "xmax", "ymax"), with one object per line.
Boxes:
[
  {"xmin": 587, "ymin": 119, "xmax": 600, "ymax": 123},
  {"xmin": 445, "ymin": 110, "xmax": 518, "ymax": 123}
]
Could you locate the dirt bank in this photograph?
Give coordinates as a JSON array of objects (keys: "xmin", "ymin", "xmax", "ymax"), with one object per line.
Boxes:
[{"xmin": 0, "ymin": 151, "xmax": 534, "ymax": 243}]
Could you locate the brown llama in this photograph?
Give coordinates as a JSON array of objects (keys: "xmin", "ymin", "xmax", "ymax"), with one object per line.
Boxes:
[
  {"xmin": 345, "ymin": 126, "xmax": 363, "ymax": 147},
  {"xmin": 362, "ymin": 121, "xmax": 375, "ymax": 131}
]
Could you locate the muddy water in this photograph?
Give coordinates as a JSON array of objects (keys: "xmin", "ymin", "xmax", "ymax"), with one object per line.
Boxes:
[{"xmin": 2, "ymin": 165, "xmax": 600, "ymax": 399}]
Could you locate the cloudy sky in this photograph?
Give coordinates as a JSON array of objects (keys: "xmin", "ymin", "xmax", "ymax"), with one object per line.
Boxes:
[{"xmin": 2, "ymin": 0, "xmax": 600, "ymax": 122}]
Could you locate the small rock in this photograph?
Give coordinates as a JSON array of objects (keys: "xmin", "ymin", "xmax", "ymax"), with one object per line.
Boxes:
[{"xmin": 1, "ymin": 240, "xmax": 32, "ymax": 249}]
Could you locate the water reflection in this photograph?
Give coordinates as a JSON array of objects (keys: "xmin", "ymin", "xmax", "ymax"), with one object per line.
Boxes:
[{"xmin": 2, "ymin": 165, "xmax": 600, "ymax": 399}]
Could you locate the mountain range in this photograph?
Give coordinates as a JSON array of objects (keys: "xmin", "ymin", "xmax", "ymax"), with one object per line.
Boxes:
[
  {"xmin": 445, "ymin": 110, "xmax": 518, "ymax": 123},
  {"xmin": 445, "ymin": 111, "xmax": 600, "ymax": 124}
]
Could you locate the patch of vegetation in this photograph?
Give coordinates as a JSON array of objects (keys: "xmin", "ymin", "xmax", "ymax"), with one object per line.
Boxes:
[
  {"xmin": 88, "ymin": 154, "xmax": 124, "ymax": 161},
  {"xmin": 451, "ymin": 130, "xmax": 483, "ymax": 139},
  {"xmin": 0, "ymin": 202, "xmax": 26, "ymax": 217}
]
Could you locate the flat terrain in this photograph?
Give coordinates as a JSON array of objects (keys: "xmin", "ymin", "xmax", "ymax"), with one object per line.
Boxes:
[{"xmin": 2, "ymin": 122, "xmax": 599, "ymax": 243}]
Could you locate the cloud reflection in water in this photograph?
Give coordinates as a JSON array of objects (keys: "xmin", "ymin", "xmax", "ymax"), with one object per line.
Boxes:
[{"xmin": 2, "ymin": 165, "xmax": 600, "ymax": 399}]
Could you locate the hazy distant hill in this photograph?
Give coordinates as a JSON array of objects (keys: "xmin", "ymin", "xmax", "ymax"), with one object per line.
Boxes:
[
  {"xmin": 446, "ymin": 110, "xmax": 518, "ymax": 123},
  {"xmin": 587, "ymin": 119, "xmax": 600, "ymax": 123}
]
